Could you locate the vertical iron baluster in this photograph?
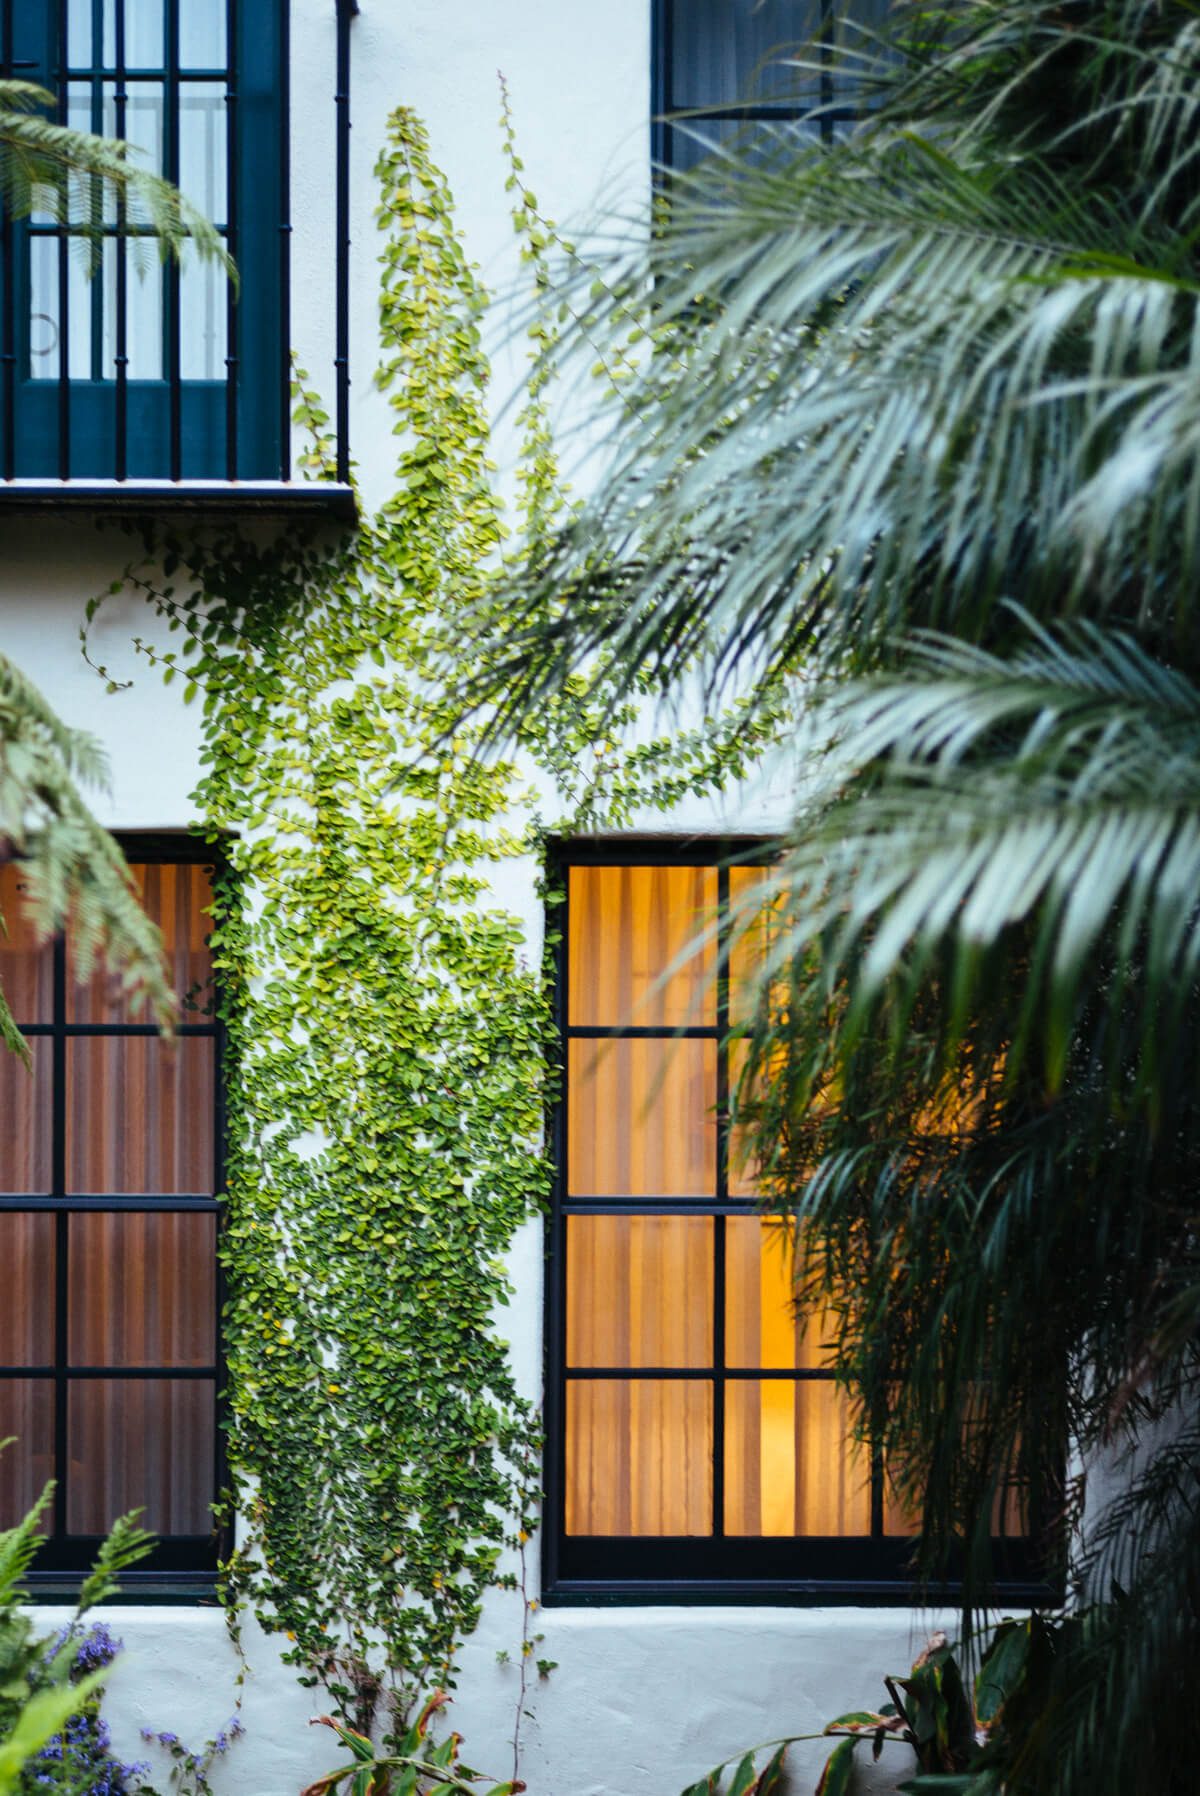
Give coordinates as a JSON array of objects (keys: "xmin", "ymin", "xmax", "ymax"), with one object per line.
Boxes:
[
  {"xmin": 167, "ymin": 0, "xmax": 181, "ymax": 478},
  {"xmin": 223, "ymin": 0, "xmax": 237, "ymax": 478},
  {"xmin": 335, "ymin": 0, "xmax": 351, "ymax": 484},
  {"xmin": 56, "ymin": 0, "xmax": 71, "ymax": 476},
  {"xmin": 1, "ymin": 4, "xmax": 14, "ymax": 480},
  {"xmin": 113, "ymin": 0, "xmax": 127, "ymax": 477},
  {"xmin": 278, "ymin": 0, "xmax": 290, "ymax": 478},
  {"xmin": 89, "ymin": 0, "xmax": 103, "ymax": 380}
]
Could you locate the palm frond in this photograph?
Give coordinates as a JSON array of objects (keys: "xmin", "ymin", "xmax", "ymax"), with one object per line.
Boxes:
[
  {"xmin": 466, "ymin": 0, "xmax": 1200, "ymax": 733},
  {"xmin": 0, "ymin": 78, "xmax": 230, "ymax": 273},
  {"xmin": 0, "ymin": 653, "xmax": 173, "ymax": 1037},
  {"xmin": 751, "ymin": 620, "xmax": 1200, "ymax": 1094}
]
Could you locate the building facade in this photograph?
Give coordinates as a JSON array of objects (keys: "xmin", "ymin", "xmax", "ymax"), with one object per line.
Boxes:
[{"xmin": 1, "ymin": 5, "xmax": 983, "ymax": 1792}]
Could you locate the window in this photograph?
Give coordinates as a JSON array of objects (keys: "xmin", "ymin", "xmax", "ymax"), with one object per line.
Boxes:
[
  {"xmin": 0, "ymin": 844, "xmax": 223, "ymax": 1590},
  {"xmin": 653, "ymin": 0, "xmax": 889, "ymax": 172},
  {"xmin": 544, "ymin": 845, "xmax": 1042, "ymax": 1601},
  {"xmin": 1, "ymin": 0, "xmax": 286, "ymax": 481}
]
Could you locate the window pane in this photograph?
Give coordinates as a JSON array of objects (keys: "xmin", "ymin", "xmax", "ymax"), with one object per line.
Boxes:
[
  {"xmin": 569, "ymin": 864, "xmax": 716, "ymax": 1027},
  {"xmin": 568, "ymin": 1037, "xmax": 716, "ymax": 1197},
  {"xmin": 0, "ymin": 1381, "xmax": 54, "ymax": 1528},
  {"xmin": 0, "ymin": 866, "xmax": 54, "ymax": 1024},
  {"xmin": 124, "ymin": 0, "xmax": 165, "ymax": 68},
  {"xmin": 124, "ymin": 77, "xmax": 167, "ymax": 177},
  {"xmin": 567, "ymin": 1216, "xmax": 712, "ymax": 1368},
  {"xmin": 0, "ymin": 1217, "xmax": 55, "ymax": 1365},
  {"xmin": 725, "ymin": 1380, "xmax": 870, "ymax": 1535},
  {"xmin": 0, "ymin": 1040, "xmax": 52, "ymax": 1195},
  {"xmin": 179, "ymin": 1, "xmax": 227, "ymax": 70},
  {"xmin": 70, "ymin": 1212, "xmax": 216, "ymax": 1367},
  {"xmin": 179, "ymin": 81, "xmax": 227, "ymax": 221},
  {"xmin": 66, "ymin": 1037, "xmax": 215, "ymax": 1194},
  {"xmin": 67, "ymin": 0, "xmax": 94, "ymax": 67},
  {"xmin": 565, "ymin": 1379, "xmax": 712, "ymax": 1535},
  {"xmin": 28, "ymin": 236, "xmax": 62, "ymax": 378},
  {"xmin": 725, "ymin": 1218, "xmax": 840, "ymax": 1368},
  {"xmin": 667, "ymin": 0, "xmax": 826, "ymax": 110},
  {"xmin": 67, "ymin": 1377, "xmax": 215, "ymax": 1534},
  {"xmin": 728, "ymin": 864, "xmax": 780, "ymax": 1025},
  {"xmin": 126, "ymin": 239, "xmax": 165, "ymax": 377},
  {"xmin": 662, "ymin": 114, "xmax": 825, "ymax": 176},
  {"xmin": 179, "ymin": 242, "xmax": 228, "ymax": 381},
  {"xmin": 71, "ymin": 860, "xmax": 215, "ymax": 1023},
  {"xmin": 96, "ymin": 236, "xmax": 165, "ymax": 379},
  {"xmin": 883, "ymin": 1467, "xmax": 922, "ymax": 1538}
]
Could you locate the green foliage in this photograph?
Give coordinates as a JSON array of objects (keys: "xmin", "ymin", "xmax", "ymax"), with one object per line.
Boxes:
[
  {"xmin": 83, "ymin": 100, "xmax": 770, "ymax": 1753},
  {"xmin": 682, "ymin": 1627, "xmax": 1042, "ymax": 1796},
  {"xmin": 0, "ymin": 1483, "xmax": 154, "ymax": 1796},
  {"xmin": 300, "ymin": 1695, "xmax": 523, "ymax": 1796},
  {"xmin": 0, "ymin": 652, "xmax": 174, "ymax": 1056}
]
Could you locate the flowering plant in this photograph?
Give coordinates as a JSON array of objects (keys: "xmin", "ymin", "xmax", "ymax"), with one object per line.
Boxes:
[{"xmin": 0, "ymin": 1472, "xmax": 244, "ymax": 1796}]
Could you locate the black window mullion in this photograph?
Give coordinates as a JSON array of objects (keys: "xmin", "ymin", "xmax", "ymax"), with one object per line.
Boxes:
[
  {"xmin": 562, "ymin": 1198, "xmax": 759, "ymax": 1216},
  {"xmin": 88, "ymin": 0, "xmax": 104, "ymax": 383},
  {"xmin": 50, "ymin": 934, "xmax": 68, "ymax": 1542},
  {"xmin": 566, "ymin": 1023, "xmax": 717, "ymax": 1040},
  {"xmin": 1, "ymin": 5, "xmax": 14, "ymax": 479},
  {"xmin": 60, "ymin": 1022, "xmax": 218, "ymax": 1035},
  {"xmin": 55, "ymin": 0, "xmax": 71, "ymax": 474},
  {"xmin": 112, "ymin": 0, "xmax": 128, "ymax": 474},
  {"xmin": 58, "ymin": 1365, "xmax": 218, "ymax": 1379},
  {"xmin": 565, "ymin": 1365, "xmax": 838, "ymax": 1381},
  {"xmin": 223, "ymin": 0, "xmax": 238, "ymax": 477},
  {"xmin": 166, "ymin": 0, "xmax": 181, "ymax": 478},
  {"xmin": 0, "ymin": 1196, "xmax": 222, "ymax": 1212},
  {"xmin": 277, "ymin": 0, "xmax": 290, "ymax": 476}
]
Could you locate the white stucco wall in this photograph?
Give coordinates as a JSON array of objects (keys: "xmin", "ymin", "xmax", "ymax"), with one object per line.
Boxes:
[{"xmin": 1, "ymin": 6, "xmax": 945, "ymax": 1793}]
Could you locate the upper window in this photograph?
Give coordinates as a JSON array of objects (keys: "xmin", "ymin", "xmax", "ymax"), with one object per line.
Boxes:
[
  {"xmin": 653, "ymin": 0, "xmax": 889, "ymax": 172},
  {"xmin": 0, "ymin": 846, "xmax": 223, "ymax": 1590},
  {"xmin": 544, "ymin": 847, "xmax": 1040, "ymax": 1601},
  {"xmin": 2, "ymin": 0, "xmax": 285, "ymax": 481}
]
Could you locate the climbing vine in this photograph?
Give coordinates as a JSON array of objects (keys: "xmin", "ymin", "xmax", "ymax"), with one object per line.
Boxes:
[{"xmin": 84, "ymin": 102, "xmax": 798, "ymax": 1748}]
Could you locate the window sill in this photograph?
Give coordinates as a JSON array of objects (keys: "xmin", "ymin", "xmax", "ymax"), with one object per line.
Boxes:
[
  {"xmin": 23, "ymin": 1570, "xmax": 222, "ymax": 1607},
  {"xmin": 541, "ymin": 1577, "xmax": 1061, "ymax": 1608},
  {"xmin": 0, "ymin": 479, "xmax": 357, "ymax": 523}
]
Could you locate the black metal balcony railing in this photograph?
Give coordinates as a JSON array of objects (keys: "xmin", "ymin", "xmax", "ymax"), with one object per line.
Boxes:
[{"xmin": 0, "ymin": 0, "xmax": 355, "ymax": 512}]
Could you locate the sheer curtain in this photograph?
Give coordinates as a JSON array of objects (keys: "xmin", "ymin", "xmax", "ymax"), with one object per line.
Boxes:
[{"xmin": 563, "ymin": 860, "xmax": 871, "ymax": 1541}]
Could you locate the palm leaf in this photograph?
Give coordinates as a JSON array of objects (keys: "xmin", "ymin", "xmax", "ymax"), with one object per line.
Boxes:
[{"xmin": 0, "ymin": 78, "xmax": 230, "ymax": 273}]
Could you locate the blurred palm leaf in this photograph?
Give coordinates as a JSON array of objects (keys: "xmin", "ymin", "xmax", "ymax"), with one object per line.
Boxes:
[
  {"xmin": 0, "ymin": 77, "xmax": 230, "ymax": 273},
  {"xmin": 485, "ymin": 4, "xmax": 1200, "ymax": 1792}
]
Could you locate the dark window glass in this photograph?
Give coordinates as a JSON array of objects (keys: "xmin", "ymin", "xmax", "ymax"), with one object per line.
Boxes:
[{"xmin": 655, "ymin": 0, "xmax": 892, "ymax": 172}]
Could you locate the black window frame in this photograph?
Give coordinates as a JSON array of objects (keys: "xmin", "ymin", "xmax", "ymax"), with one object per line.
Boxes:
[
  {"xmin": 3, "ymin": 832, "xmax": 227, "ymax": 1602},
  {"xmin": 542, "ymin": 838, "xmax": 1056, "ymax": 1607}
]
